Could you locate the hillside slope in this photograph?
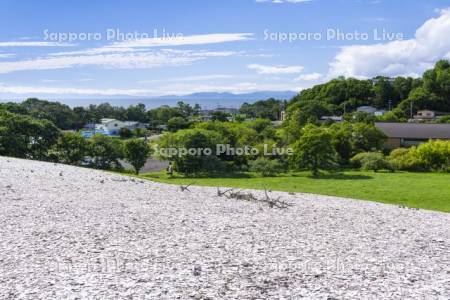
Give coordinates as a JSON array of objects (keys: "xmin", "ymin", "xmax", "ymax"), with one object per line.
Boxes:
[{"xmin": 0, "ymin": 157, "xmax": 449, "ymax": 299}]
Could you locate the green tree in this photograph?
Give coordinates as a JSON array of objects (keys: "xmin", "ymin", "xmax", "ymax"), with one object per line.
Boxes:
[
  {"xmin": 86, "ymin": 103, "xmax": 127, "ymax": 122},
  {"xmin": 124, "ymin": 103, "xmax": 147, "ymax": 122},
  {"xmin": 0, "ymin": 110, "xmax": 60, "ymax": 160},
  {"xmin": 239, "ymin": 98, "xmax": 284, "ymax": 121},
  {"xmin": 392, "ymin": 76, "xmax": 420, "ymax": 103},
  {"xmin": 119, "ymin": 127, "xmax": 134, "ymax": 139},
  {"xmin": 330, "ymin": 122, "xmax": 353, "ymax": 164},
  {"xmin": 147, "ymin": 105, "xmax": 182, "ymax": 127},
  {"xmin": 290, "ymin": 126, "xmax": 338, "ymax": 176},
  {"xmin": 54, "ymin": 132, "xmax": 89, "ymax": 165},
  {"xmin": 123, "ymin": 139, "xmax": 151, "ymax": 175},
  {"xmin": 176, "ymin": 101, "xmax": 195, "ymax": 118},
  {"xmin": 89, "ymin": 135, "xmax": 124, "ymax": 169},
  {"xmin": 372, "ymin": 77, "xmax": 395, "ymax": 108},
  {"xmin": 158, "ymin": 128, "xmax": 226, "ymax": 175},
  {"xmin": 20, "ymin": 98, "xmax": 77, "ymax": 130},
  {"xmin": 167, "ymin": 117, "xmax": 189, "ymax": 132},
  {"xmin": 352, "ymin": 123, "xmax": 387, "ymax": 152},
  {"xmin": 211, "ymin": 111, "xmax": 230, "ymax": 122},
  {"xmin": 133, "ymin": 128, "xmax": 149, "ymax": 137}
]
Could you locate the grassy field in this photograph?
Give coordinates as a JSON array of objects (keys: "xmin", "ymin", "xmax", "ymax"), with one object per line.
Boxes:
[{"xmin": 135, "ymin": 171, "xmax": 450, "ymax": 213}]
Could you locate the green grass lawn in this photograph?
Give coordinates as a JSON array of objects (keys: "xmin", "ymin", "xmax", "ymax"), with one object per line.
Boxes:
[{"xmin": 135, "ymin": 171, "xmax": 450, "ymax": 213}]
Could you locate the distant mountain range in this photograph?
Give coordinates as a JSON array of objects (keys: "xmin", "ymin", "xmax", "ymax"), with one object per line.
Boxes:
[{"xmin": 1, "ymin": 91, "xmax": 298, "ymax": 108}]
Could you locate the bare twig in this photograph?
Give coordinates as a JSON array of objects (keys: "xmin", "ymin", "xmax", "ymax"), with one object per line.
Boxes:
[
  {"xmin": 217, "ymin": 188, "xmax": 233, "ymax": 197},
  {"xmin": 218, "ymin": 186, "xmax": 293, "ymax": 209},
  {"xmin": 180, "ymin": 182, "xmax": 196, "ymax": 192}
]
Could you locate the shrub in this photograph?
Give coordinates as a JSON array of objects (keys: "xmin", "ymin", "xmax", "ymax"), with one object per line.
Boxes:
[
  {"xmin": 438, "ymin": 115, "xmax": 450, "ymax": 123},
  {"xmin": 387, "ymin": 141, "xmax": 450, "ymax": 172},
  {"xmin": 119, "ymin": 127, "xmax": 133, "ymax": 139},
  {"xmin": 415, "ymin": 140, "xmax": 450, "ymax": 171},
  {"xmin": 387, "ymin": 148, "xmax": 425, "ymax": 171},
  {"xmin": 133, "ymin": 128, "xmax": 149, "ymax": 138},
  {"xmin": 351, "ymin": 152, "xmax": 393, "ymax": 172},
  {"xmin": 249, "ymin": 157, "xmax": 284, "ymax": 177}
]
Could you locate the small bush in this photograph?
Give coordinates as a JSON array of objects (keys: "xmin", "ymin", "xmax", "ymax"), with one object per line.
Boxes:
[
  {"xmin": 351, "ymin": 152, "xmax": 393, "ymax": 172},
  {"xmin": 416, "ymin": 140, "xmax": 450, "ymax": 171},
  {"xmin": 249, "ymin": 157, "xmax": 284, "ymax": 177},
  {"xmin": 388, "ymin": 141, "xmax": 450, "ymax": 172},
  {"xmin": 350, "ymin": 152, "xmax": 370, "ymax": 168},
  {"xmin": 387, "ymin": 148, "xmax": 425, "ymax": 171}
]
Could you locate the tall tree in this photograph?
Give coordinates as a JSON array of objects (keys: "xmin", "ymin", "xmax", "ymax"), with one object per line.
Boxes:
[
  {"xmin": 290, "ymin": 125, "xmax": 337, "ymax": 176},
  {"xmin": 123, "ymin": 139, "xmax": 151, "ymax": 175},
  {"xmin": 54, "ymin": 132, "xmax": 89, "ymax": 165}
]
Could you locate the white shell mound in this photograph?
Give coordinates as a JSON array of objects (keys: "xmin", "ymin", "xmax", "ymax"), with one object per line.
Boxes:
[{"xmin": 0, "ymin": 156, "xmax": 449, "ymax": 299}]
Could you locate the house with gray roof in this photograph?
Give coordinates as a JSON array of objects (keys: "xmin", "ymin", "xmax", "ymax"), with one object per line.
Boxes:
[{"xmin": 375, "ymin": 122, "xmax": 450, "ymax": 148}]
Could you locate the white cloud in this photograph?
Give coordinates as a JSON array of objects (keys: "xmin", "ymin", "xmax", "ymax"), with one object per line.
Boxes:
[
  {"xmin": 50, "ymin": 33, "xmax": 253, "ymax": 56},
  {"xmin": 0, "ymin": 84, "xmax": 157, "ymax": 96},
  {"xmin": 0, "ymin": 49, "xmax": 236, "ymax": 74},
  {"xmin": 0, "ymin": 41, "xmax": 73, "ymax": 47},
  {"xmin": 248, "ymin": 64, "xmax": 304, "ymax": 74},
  {"xmin": 0, "ymin": 54, "xmax": 14, "ymax": 58},
  {"xmin": 40, "ymin": 78, "xmax": 94, "ymax": 83},
  {"xmin": 138, "ymin": 74, "xmax": 235, "ymax": 84},
  {"xmin": 0, "ymin": 33, "xmax": 250, "ymax": 74},
  {"xmin": 113, "ymin": 33, "xmax": 252, "ymax": 48},
  {"xmin": 328, "ymin": 8, "xmax": 450, "ymax": 79},
  {"xmin": 295, "ymin": 72, "xmax": 322, "ymax": 81}
]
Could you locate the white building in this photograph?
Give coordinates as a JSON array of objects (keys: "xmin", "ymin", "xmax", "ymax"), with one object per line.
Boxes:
[{"xmin": 100, "ymin": 118, "xmax": 147, "ymax": 135}]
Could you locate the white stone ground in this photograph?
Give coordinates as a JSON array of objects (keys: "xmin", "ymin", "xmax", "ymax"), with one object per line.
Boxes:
[{"xmin": 0, "ymin": 156, "xmax": 449, "ymax": 300}]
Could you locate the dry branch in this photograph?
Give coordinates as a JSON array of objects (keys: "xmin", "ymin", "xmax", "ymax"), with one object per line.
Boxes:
[
  {"xmin": 216, "ymin": 187, "xmax": 292, "ymax": 209},
  {"xmin": 180, "ymin": 182, "xmax": 196, "ymax": 192}
]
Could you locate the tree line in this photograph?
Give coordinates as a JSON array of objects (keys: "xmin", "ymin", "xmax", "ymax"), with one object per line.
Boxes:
[
  {"xmin": 285, "ymin": 60, "xmax": 450, "ymax": 127},
  {"xmin": 2, "ymin": 60, "xmax": 450, "ymax": 176},
  {"xmin": 0, "ymin": 110, "xmax": 150, "ymax": 174}
]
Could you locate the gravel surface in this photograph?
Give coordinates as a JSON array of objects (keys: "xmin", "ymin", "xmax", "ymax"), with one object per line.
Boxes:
[{"xmin": 1, "ymin": 156, "xmax": 449, "ymax": 299}]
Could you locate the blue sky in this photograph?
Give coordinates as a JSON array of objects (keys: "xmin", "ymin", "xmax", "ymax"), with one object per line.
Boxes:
[{"xmin": 0, "ymin": 0, "xmax": 450, "ymax": 99}]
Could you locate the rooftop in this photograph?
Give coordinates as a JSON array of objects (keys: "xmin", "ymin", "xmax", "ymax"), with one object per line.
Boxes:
[{"xmin": 375, "ymin": 122, "xmax": 450, "ymax": 139}]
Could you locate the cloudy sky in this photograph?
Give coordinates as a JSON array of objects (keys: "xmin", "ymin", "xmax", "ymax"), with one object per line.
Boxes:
[{"xmin": 1, "ymin": 0, "xmax": 450, "ymax": 98}]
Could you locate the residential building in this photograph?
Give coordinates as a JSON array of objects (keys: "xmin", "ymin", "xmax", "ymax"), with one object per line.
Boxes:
[
  {"xmin": 357, "ymin": 106, "xmax": 378, "ymax": 114},
  {"xmin": 357, "ymin": 106, "xmax": 386, "ymax": 116},
  {"xmin": 375, "ymin": 122, "xmax": 450, "ymax": 148},
  {"xmin": 100, "ymin": 118, "xmax": 148, "ymax": 135},
  {"xmin": 410, "ymin": 110, "xmax": 436, "ymax": 122},
  {"xmin": 320, "ymin": 116, "xmax": 343, "ymax": 122}
]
